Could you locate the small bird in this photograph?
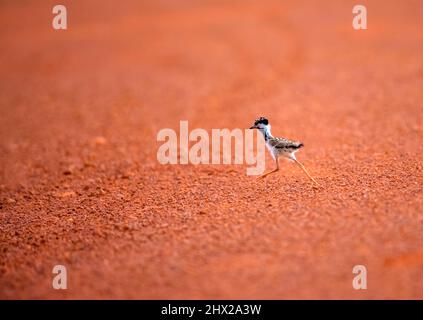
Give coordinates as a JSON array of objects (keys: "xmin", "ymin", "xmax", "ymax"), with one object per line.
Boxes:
[{"xmin": 250, "ymin": 117, "xmax": 318, "ymax": 184}]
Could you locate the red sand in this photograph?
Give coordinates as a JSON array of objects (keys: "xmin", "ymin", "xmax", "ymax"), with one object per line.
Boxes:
[{"xmin": 0, "ymin": 0, "xmax": 422, "ymax": 299}]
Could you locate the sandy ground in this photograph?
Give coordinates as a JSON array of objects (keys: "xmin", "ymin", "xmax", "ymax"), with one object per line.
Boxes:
[{"xmin": 0, "ymin": 0, "xmax": 422, "ymax": 299}]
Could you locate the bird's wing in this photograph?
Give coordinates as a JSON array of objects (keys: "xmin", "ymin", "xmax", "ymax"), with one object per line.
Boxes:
[{"xmin": 269, "ymin": 137, "xmax": 303, "ymax": 149}]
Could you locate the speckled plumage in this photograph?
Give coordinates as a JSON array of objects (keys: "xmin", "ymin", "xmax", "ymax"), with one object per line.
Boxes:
[
  {"xmin": 250, "ymin": 116, "xmax": 303, "ymax": 160},
  {"xmin": 249, "ymin": 117, "xmax": 318, "ymax": 184},
  {"xmin": 267, "ymin": 136, "xmax": 303, "ymax": 157}
]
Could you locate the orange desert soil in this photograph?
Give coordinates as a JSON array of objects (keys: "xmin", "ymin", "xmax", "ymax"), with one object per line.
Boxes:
[{"xmin": 0, "ymin": 0, "xmax": 422, "ymax": 299}]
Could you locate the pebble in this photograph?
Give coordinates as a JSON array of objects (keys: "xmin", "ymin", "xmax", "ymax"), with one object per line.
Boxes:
[
  {"xmin": 57, "ymin": 191, "xmax": 76, "ymax": 198},
  {"xmin": 92, "ymin": 136, "xmax": 107, "ymax": 146}
]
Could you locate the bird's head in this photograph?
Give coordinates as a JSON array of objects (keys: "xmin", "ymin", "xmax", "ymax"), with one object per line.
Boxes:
[{"xmin": 249, "ymin": 117, "xmax": 269, "ymax": 130}]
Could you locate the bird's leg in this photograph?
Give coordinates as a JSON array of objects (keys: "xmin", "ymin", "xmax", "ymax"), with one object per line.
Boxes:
[
  {"xmin": 259, "ymin": 157, "xmax": 279, "ymax": 179},
  {"xmin": 293, "ymin": 159, "xmax": 319, "ymax": 185}
]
